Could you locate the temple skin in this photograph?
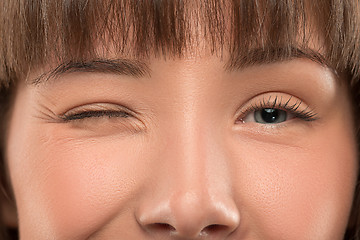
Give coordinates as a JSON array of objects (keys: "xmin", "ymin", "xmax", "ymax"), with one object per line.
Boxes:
[{"xmin": 5, "ymin": 51, "xmax": 358, "ymax": 239}]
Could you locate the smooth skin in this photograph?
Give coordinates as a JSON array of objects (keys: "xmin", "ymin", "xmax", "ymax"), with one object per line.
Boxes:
[{"xmin": 5, "ymin": 51, "xmax": 358, "ymax": 239}]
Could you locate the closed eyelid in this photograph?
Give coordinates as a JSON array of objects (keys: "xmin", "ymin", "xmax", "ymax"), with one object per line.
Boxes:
[
  {"xmin": 54, "ymin": 102, "xmax": 135, "ymax": 122},
  {"xmin": 61, "ymin": 110, "xmax": 131, "ymax": 122},
  {"xmin": 51, "ymin": 102, "xmax": 147, "ymax": 135}
]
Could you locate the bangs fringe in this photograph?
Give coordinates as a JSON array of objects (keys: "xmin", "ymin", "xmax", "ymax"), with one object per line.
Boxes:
[{"xmin": 0, "ymin": 0, "xmax": 360, "ymax": 84}]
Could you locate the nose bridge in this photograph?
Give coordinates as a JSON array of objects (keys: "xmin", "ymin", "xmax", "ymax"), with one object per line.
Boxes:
[
  {"xmin": 175, "ymin": 114, "xmax": 208, "ymax": 185},
  {"xmin": 167, "ymin": 94, "xmax": 221, "ymax": 193},
  {"xmin": 168, "ymin": 120, "xmax": 211, "ymax": 218},
  {"xmin": 158, "ymin": 59, "xmax": 223, "ymax": 178},
  {"xmin": 171, "ymin": 108, "xmax": 232, "ymax": 220}
]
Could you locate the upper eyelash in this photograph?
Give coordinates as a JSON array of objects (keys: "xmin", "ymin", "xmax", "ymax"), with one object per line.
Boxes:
[
  {"xmin": 246, "ymin": 96, "xmax": 318, "ymax": 121},
  {"xmin": 61, "ymin": 110, "xmax": 131, "ymax": 122}
]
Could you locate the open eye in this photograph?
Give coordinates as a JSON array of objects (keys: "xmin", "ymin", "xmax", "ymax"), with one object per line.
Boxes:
[
  {"xmin": 237, "ymin": 95, "xmax": 318, "ymax": 125},
  {"xmin": 242, "ymin": 108, "xmax": 294, "ymax": 124}
]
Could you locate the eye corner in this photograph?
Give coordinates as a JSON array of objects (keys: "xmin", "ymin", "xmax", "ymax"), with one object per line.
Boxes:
[{"xmin": 234, "ymin": 117, "xmax": 245, "ymax": 124}]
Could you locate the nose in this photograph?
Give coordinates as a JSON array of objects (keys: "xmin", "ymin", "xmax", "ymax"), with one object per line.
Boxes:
[
  {"xmin": 137, "ymin": 191, "xmax": 240, "ymax": 238},
  {"xmin": 136, "ymin": 127, "xmax": 240, "ymax": 238}
]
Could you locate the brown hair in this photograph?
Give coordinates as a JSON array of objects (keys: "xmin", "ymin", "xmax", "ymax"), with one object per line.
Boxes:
[{"xmin": 0, "ymin": 0, "xmax": 360, "ymax": 239}]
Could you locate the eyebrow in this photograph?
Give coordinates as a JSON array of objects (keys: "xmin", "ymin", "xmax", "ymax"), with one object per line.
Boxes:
[
  {"xmin": 32, "ymin": 58, "xmax": 151, "ymax": 85},
  {"xmin": 225, "ymin": 46, "xmax": 330, "ymax": 71},
  {"xmin": 31, "ymin": 46, "xmax": 330, "ymax": 85}
]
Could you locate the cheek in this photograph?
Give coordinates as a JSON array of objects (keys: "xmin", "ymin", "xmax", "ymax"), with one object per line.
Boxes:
[
  {"xmin": 230, "ymin": 125, "xmax": 357, "ymax": 239},
  {"xmin": 8, "ymin": 122, "xmax": 149, "ymax": 238}
]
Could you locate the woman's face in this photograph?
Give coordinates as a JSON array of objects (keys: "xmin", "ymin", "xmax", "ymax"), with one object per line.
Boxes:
[{"xmin": 6, "ymin": 48, "xmax": 358, "ymax": 239}]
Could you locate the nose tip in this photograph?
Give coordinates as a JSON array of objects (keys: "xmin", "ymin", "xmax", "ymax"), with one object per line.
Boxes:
[{"xmin": 137, "ymin": 191, "xmax": 240, "ymax": 238}]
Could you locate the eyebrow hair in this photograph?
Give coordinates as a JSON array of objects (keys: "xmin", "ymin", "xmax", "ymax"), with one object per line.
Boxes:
[
  {"xmin": 31, "ymin": 58, "xmax": 151, "ymax": 85},
  {"xmin": 226, "ymin": 46, "xmax": 331, "ymax": 71},
  {"xmin": 31, "ymin": 46, "xmax": 330, "ymax": 85}
]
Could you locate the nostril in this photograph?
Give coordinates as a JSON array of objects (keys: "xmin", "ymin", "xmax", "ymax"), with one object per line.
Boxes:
[
  {"xmin": 200, "ymin": 224, "xmax": 232, "ymax": 236},
  {"xmin": 205, "ymin": 224, "xmax": 227, "ymax": 231},
  {"xmin": 146, "ymin": 223, "xmax": 176, "ymax": 233}
]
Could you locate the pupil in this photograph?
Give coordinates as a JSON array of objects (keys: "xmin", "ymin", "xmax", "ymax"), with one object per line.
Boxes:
[{"xmin": 261, "ymin": 108, "xmax": 279, "ymax": 123}]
